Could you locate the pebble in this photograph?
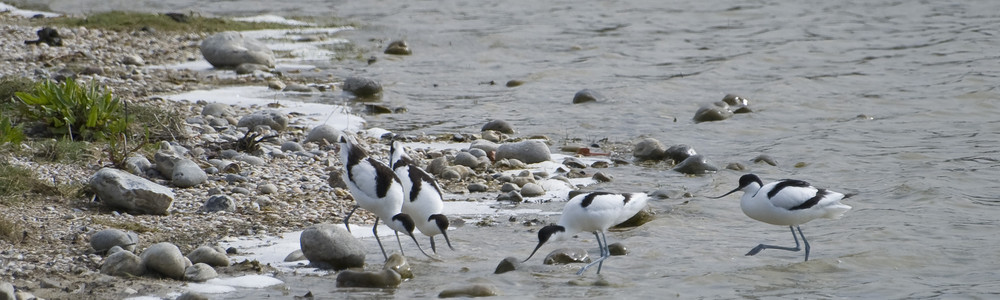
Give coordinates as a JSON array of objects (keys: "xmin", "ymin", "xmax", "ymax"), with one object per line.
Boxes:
[
  {"xmin": 608, "ymin": 242, "xmax": 629, "ymax": 256},
  {"xmin": 494, "ymin": 256, "xmax": 520, "ymax": 274},
  {"xmin": 140, "ymin": 242, "xmax": 187, "ymax": 280},
  {"xmin": 258, "ymin": 184, "xmax": 278, "ymax": 194},
  {"xmin": 336, "ymin": 269, "xmax": 402, "ymax": 288},
  {"xmin": 90, "ymin": 229, "xmax": 139, "ymax": 254},
  {"xmin": 481, "ymin": 120, "xmax": 514, "ymax": 134},
  {"xmin": 633, "ymin": 138, "xmax": 668, "ymax": 161},
  {"xmin": 384, "ymin": 40, "xmax": 411, "ymax": 55},
  {"xmin": 572, "ymin": 89, "xmax": 605, "ymax": 104},
  {"xmin": 592, "ymin": 172, "xmax": 613, "ymax": 182},
  {"xmin": 495, "ymin": 140, "xmax": 551, "ymax": 164},
  {"xmin": 382, "ymin": 253, "xmax": 413, "ymax": 279},
  {"xmin": 305, "ymin": 124, "xmax": 343, "ymax": 144},
  {"xmin": 183, "ymin": 263, "xmax": 218, "ymax": 282},
  {"xmin": 283, "ymin": 249, "xmax": 306, "ymax": 262},
  {"xmin": 520, "ymin": 183, "xmax": 545, "ymax": 197},
  {"xmin": 467, "ymin": 183, "xmax": 488, "ymax": 193},
  {"xmin": 343, "ymin": 76, "xmax": 383, "ymax": 97},
  {"xmin": 439, "ymin": 284, "xmax": 499, "ymax": 298},
  {"xmin": 186, "ymin": 246, "xmax": 230, "ymax": 267},
  {"xmin": 202, "ymin": 195, "xmax": 235, "ymax": 213},
  {"xmin": 543, "ymin": 248, "xmax": 591, "ymax": 264},
  {"xmin": 752, "ymin": 154, "xmax": 778, "ymax": 166},
  {"xmin": 672, "ymin": 154, "xmax": 719, "ymax": 174},
  {"xmin": 300, "ymin": 224, "xmax": 366, "ymax": 270}
]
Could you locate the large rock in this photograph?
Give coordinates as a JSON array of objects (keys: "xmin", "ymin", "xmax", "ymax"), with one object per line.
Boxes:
[
  {"xmin": 693, "ymin": 102, "xmax": 734, "ymax": 123},
  {"xmin": 91, "ymin": 229, "xmax": 139, "ymax": 254},
  {"xmin": 141, "ymin": 242, "xmax": 187, "ymax": 280},
  {"xmin": 300, "ymin": 224, "xmax": 365, "ymax": 270},
  {"xmin": 343, "ymin": 77, "xmax": 383, "ymax": 97},
  {"xmin": 171, "ymin": 159, "xmax": 207, "ymax": 188},
  {"xmin": 633, "ymin": 138, "xmax": 667, "ymax": 161},
  {"xmin": 90, "ymin": 168, "xmax": 175, "ymax": 215},
  {"xmin": 200, "ymin": 31, "xmax": 275, "ymax": 68},
  {"xmin": 543, "ymin": 248, "xmax": 591, "ymax": 264},
  {"xmin": 572, "ymin": 89, "xmax": 606, "ymax": 104},
  {"xmin": 336, "ymin": 269, "xmax": 402, "ymax": 288},
  {"xmin": 672, "ymin": 154, "xmax": 719, "ymax": 174},
  {"xmin": 187, "ymin": 246, "xmax": 230, "ymax": 267},
  {"xmin": 481, "ymin": 120, "xmax": 514, "ymax": 134},
  {"xmin": 184, "ymin": 263, "xmax": 218, "ymax": 282},
  {"xmin": 101, "ymin": 250, "xmax": 146, "ymax": 277},
  {"xmin": 305, "ymin": 124, "xmax": 343, "ymax": 144},
  {"xmin": 495, "ymin": 140, "xmax": 551, "ymax": 164},
  {"xmin": 439, "ymin": 284, "xmax": 499, "ymax": 298},
  {"xmin": 237, "ymin": 110, "xmax": 288, "ymax": 131}
]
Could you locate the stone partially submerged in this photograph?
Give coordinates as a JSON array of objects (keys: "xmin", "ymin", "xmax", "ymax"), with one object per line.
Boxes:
[
  {"xmin": 200, "ymin": 31, "xmax": 275, "ymax": 68},
  {"xmin": 90, "ymin": 168, "xmax": 175, "ymax": 215},
  {"xmin": 299, "ymin": 224, "xmax": 365, "ymax": 270}
]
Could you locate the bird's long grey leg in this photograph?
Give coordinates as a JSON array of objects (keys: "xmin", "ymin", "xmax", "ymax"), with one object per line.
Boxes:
[{"xmin": 745, "ymin": 225, "xmax": 802, "ymax": 257}]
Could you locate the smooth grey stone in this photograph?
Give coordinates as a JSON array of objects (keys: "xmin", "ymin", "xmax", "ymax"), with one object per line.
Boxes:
[
  {"xmin": 495, "ymin": 140, "xmax": 551, "ymax": 164},
  {"xmin": 171, "ymin": 159, "xmax": 208, "ymax": 188},
  {"xmin": 232, "ymin": 187, "xmax": 251, "ymax": 195},
  {"xmin": 665, "ymin": 144, "xmax": 697, "ymax": 162},
  {"xmin": 235, "ymin": 63, "xmax": 270, "ymax": 75},
  {"xmin": 520, "ymin": 183, "xmax": 545, "ymax": 197},
  {"xmin": 383, "ymin": 40, "xmax": 411, "ymax": 55},
  {"xmin": 201, "ymin": 103, "xmax": 233, "ymax": 117},
  {"xmin": 543, "ymin": 248, "xmax": 591, "ymax": 264},
  {"xmin": 122, "ymin": 54, "xmax": 145, "ymax": 65},
  {"xmin": 439, "ymin": 284, "xmax": 500, "ymax": 298},
  {"xmin": 234, "ymin": 154, "xmax": 266, "ymax": 166},
  {"xmin": 562, "ymin": 157, "xmax": 587, "ymax": 169},
  {"xmin": 498, "ymin": 191, "xmax": 523, "ymax": 203},
  {"xmin": 511, "ymin": 176, "xmax": 536, "ymax": 187},
  {"xmin": 220, "ymin": 149, "xmax": 240, "ymax": 159},
  {"xmin": 468, "ymin": 148, "xmax": 488, "ymax": 158},
  {"xmin": 592, "ymin": 172, "xmax": 613, "ymax": 182},
  {"xmin": 0, "ymin": 283, "xmax": 12, "ymax": 300},
  {"xmin": 305, "ymin": 124, "xmax": 343, "ymax": 144},
  {"xmin": 453, "ymin": 152, "xmax": 482, "ymax": 169},
  {"xmin": 281, "ymin": 141, "xmax": 304, "ymax": 152},
  {"xmin": 494, "ymin": 158, "xmax": 526, "ymax": 170},
  {"xmin": 187, "ymin": 246, "xmax": 230, "ymax": 267},
  {"xmin": 467, "ymin": 183, "xmax": 488, "ymax": 193},
  {"xmin": 752, "ymin": 154, "xmax": 778, "ymax": 166},
  {"xmin": 224, "ymin": 174, "xmax": 248, "ymax": 184},
  {"xmin": 284, "ymin": 249, "xmax": 306, "ymax": 262},
  {"xmin": 176, "ymin": 291, "xmax": 210, "ymax": 300},
  {"xmin": 494, "ymin": 256, "xmax": 520, "ymax": 274},
  {"xmin": 726, "ymin": 162, "xmax": 747, "ymax": 171},
  {"xmin": 300, "ymin": 224, "xmax": 366, "ymax": 270},
  {"xmin": 107, "ymin": 245, "xmax": 125, "ymax": 256},
  {"xmin": 633, "ymin": 138, "xmax": 667, "ymax": 161},
  {"xmin": 91, "ymin": 229, "xmax": 139, "ymax": 254},
  {"xmin": 500, "ymin": 183, "xmax": 519, "ymax": 193},
  {"xmin": 237, "ymin": 110, "xmax": 288, "ymax": 131},
  {"xmin": 382, "ymin": 253, "xmax": 413, "ymax": 279},
  {"xmin": 184, "ymin": 263, "xmax": 218, "ymax": 282},
  {"xmin": 608, "ymin": 242, "xmax": 629, "ymax": 256},
  {"xmin": 336, "ymin": 269, "xmax": 401, "ymax": 288},
  {"xmin": 469, "ymin": 140, "xmax": 500, "ymax": 154},
  {"xmin": 481, "ymin": 130, "xmax": 504, "ymax": 143},
  {"xmin": 572, "ymin": 89, "xmax": 605, "ymax": 104},
  {"xmin": 481, "ymin": 120, "xmax": 514, "ymax": 134},
  {"xmin": 90, "ymin": 168, "xmax": 175, "ymax": 215},
  {"xmin": 200, "ymin": 31, "xmax": 275, "ymax": 68},
  {"xmin": 343, "ymin": 76, "xmax": 382, "ymax": 97},
  {"xmin": 426, "ymin": 157, "xmax": 450, "ymax": 175},
  {"xmin": 283, "ymin": 83, "xmax": 316, "ymax": 93},
  {"xmin": 124, "ymin": 155, "xmax": 152, "ymax": 176},
  {"xmin": 203, "ymin": 195, "xmax": 235, "ymax": 213},
  {"xmin": 100, "ymin": 250, "xmax": 146, "ymax": 277},
  {"xmin": 185, "ymin": 116, "xmax": 206, "ymax": 125},
  {"xmin": 141, "ymin": 242, "xmax": 186, "ymax": 280},
  {"xmin": 693, "ymin": 102, "xmax": 734, "ymax": 123},
  {"xmin": 672, "ymin": 154, "xmax": 719, "ymax": 175},
  {"xmin": 327, "ymin": 171, "xmax": 348, "ymax": 189},
  {"xmin": 258, "ymin": 183, "xmax": 278, "ymax": 194},
  {"xmin": 615, "ymin": 209, "xmax": 656, "ymax": 228}
]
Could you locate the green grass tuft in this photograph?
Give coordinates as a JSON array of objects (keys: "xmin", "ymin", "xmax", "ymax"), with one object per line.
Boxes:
[{"xmin": 0, "ymin": 161, "xmax": 61, "ymax": 205}]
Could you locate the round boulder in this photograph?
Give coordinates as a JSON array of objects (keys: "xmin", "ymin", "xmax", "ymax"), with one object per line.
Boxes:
[
  {"xmin": 672, "ymin": 154, "xmax": 719, "ymax": 175},
  {"xmin": 141, "ymin": 242, "xmax": 187, "ymax": 280},
  {"xmin": 632, "ymin": 138, "xmax": 667, "ymax": 161},
  {"xmin": 91, "ymin": 229, "xmax": 139, "ymax": 254},
  {"xmin": 187, "ymin": 246, "xmax": 230, "ymax": 267},
  {"xmin": 300, "ymin": 224, "xmax": 366, "ymax": 270},
  {"xmin": 572, "ymin": 89, "xmax": 606, "ymax": 104},
  {"xmin": 100, "ymin": 250, "xmax": 146, "ymax": 277},
  {"xmin": 495, "ymin": 140, "xmax": 551, "ymax": 164},
  {"xmin": 343, "ymin": 76, "xmax": 383, "ymax": 97},
  {"xmin": 237, "ymin": 110, "xmax": 288, "ymax": 131},
  {"xmin": 481, "ymin": 120, "xmax": 514, "ymax": 134},
  {"xmin": 305, "ymin": 124, "xmax": 343, "ymax": 144},
  {"xmin": 200, "ymin": 31, "xmax": 275, "ymax": 68}
]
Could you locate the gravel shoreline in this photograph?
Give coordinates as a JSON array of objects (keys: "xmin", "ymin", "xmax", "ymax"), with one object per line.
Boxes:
[{"xmin": 1, "ymin": 12, "xmax": 374, "ymax": 299}]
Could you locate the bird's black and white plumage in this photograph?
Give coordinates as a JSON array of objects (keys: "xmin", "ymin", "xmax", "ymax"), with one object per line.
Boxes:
[
  {"xmin": 523, "ymin": 192, "xmax": 649, "ymax": 275},
  {"xmin": 337, "ymin": 134, "xmax": 434, "ymax": 261},
  {"xmin": 389, "ymin": 141, "xmax": 454, "ymax": 254},
  {"xmin": 715, "ymin": 173, "xmax": 851, "ymax": 261}
]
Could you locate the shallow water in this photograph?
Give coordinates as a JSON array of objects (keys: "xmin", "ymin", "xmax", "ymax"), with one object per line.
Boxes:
[{"xmin": 39, "ymin": 0, "xmax": 1000, "ymax": 298}]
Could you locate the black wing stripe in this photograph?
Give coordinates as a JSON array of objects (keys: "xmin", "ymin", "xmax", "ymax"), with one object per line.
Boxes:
[
  {"xmin": 767, "ymin": 179, "xmax": 811, "ymax": 199},
  {"xmin": 790, "ymin": 189, "xmax": 828, "ymax": 210}
]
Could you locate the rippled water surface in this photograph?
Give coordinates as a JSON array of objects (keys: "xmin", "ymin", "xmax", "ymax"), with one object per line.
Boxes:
[{"xmin": 42, "ymin": 0, "xmax": 1000, "ymax": 298}]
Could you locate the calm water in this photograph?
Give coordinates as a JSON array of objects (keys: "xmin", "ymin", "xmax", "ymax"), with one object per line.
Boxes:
[{"xmin": 42, "ymin": 0, "xmax": 1000, "ymax": 298}]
